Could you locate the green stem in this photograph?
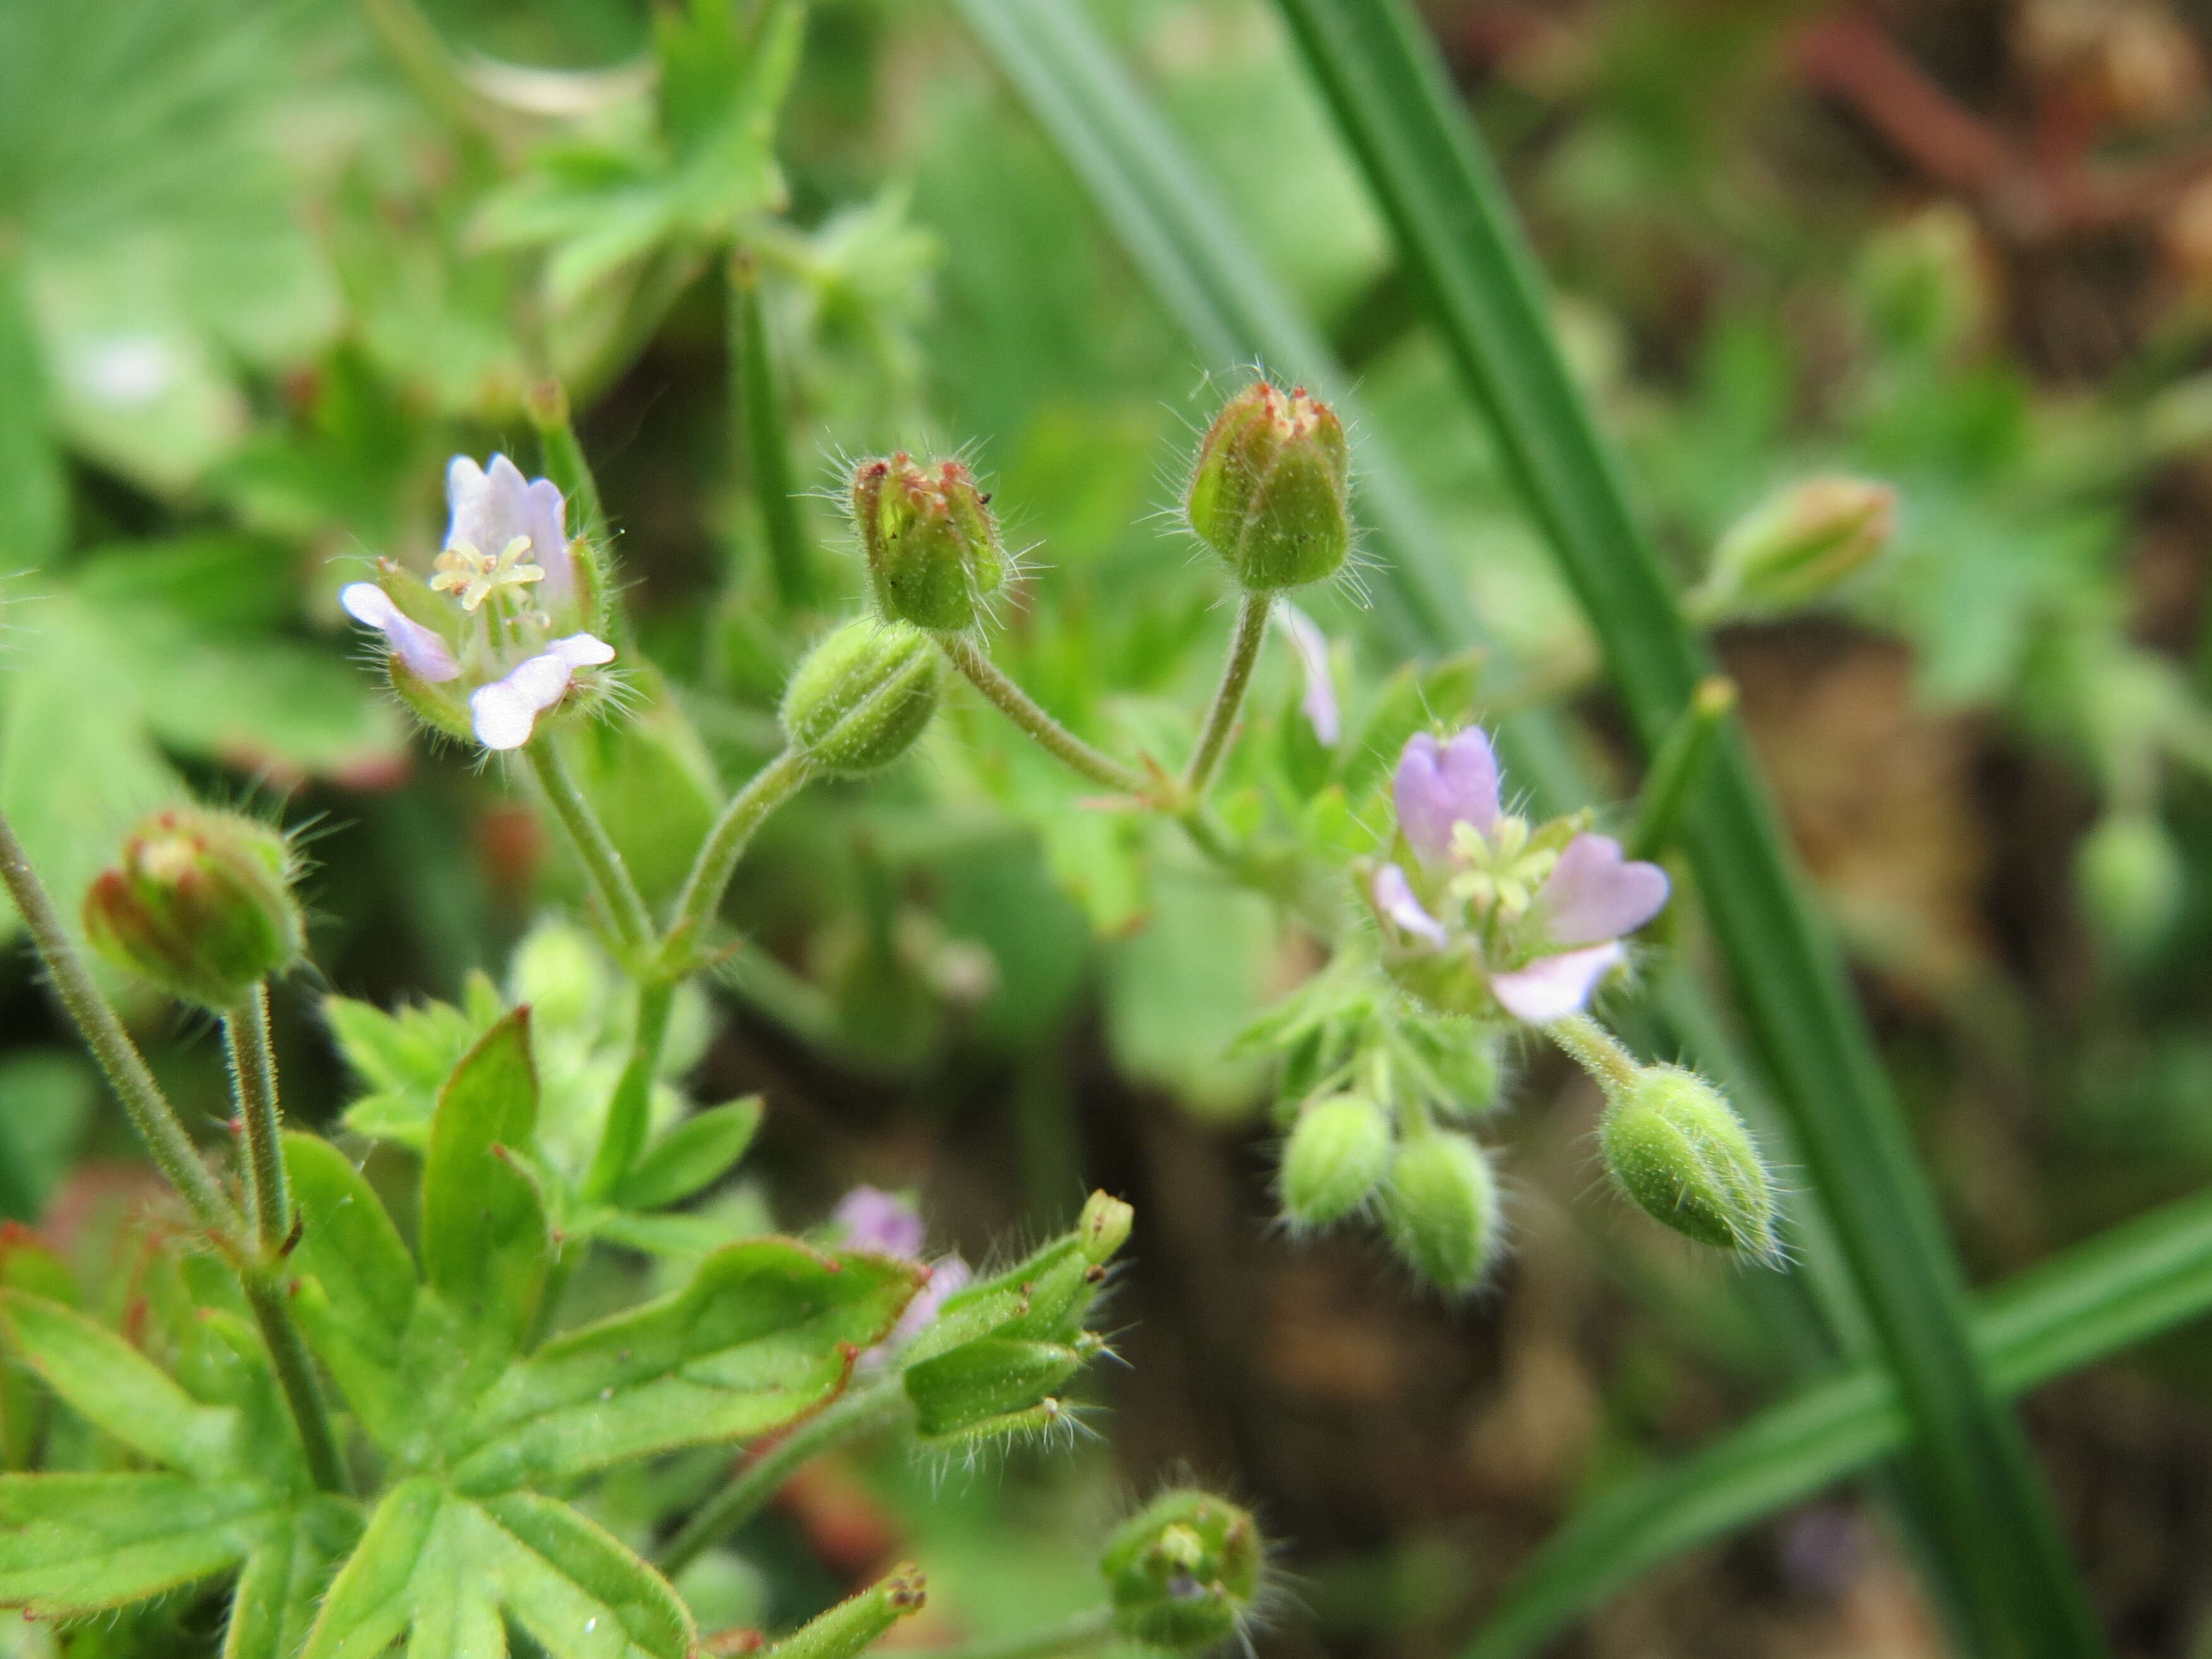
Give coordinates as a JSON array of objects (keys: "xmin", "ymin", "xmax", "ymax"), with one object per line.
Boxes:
[
  {"xmin": 526, "ymin": 740, "xmax": 655, "ymax": 961},
  {"xmin": 659, "ymin": 1382, "xmax": 911, "ymax": 1574},
  {"xmin": 242, "ymin": 1273, "xmax": 350, "ymax": 1495},
  {"xmin": 0, "ymin": 811, "xmax": 233, "ymax": 1233},
  {"xmin": 915, "ymin": 1607, "xmax": 1117, "ymax": 1659},
  {"xmin": 937, "ymin": 635, "xmax": 1151, "ymax": 796},
  {"xmin": 1181, "ymin": 591, "xmax": 1270, "ymax": 800},
  {"xmin": 1626, "ymin": 674, "xmax": 1737, "ymax": 863},
  {"xmin": 526, "ymin": 379, "xmax": 609, "ymax": 547},
  {"xmin": 224, "ymin": 985, "xmax": 289, "ymax": 1258},
  {"xmin": 731, "ymin": 248, "xmax": 817, "ymax": 610},
  {"xmin": 662, "ymin": 749, "xmax": 814, "ymax": 973},
  {"xmin": 581, "ymin": 978, "xmax": 677, "ymax": 1201},
  {"xmin": 1545, "ymin": 1014, "xmax": 1641, "ymax": 1099}
]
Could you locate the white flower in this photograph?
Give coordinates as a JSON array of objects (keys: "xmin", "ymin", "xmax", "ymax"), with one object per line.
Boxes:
[{"xmin": 469, "ymin": 635, "xmax": 616, "ymax": 750}]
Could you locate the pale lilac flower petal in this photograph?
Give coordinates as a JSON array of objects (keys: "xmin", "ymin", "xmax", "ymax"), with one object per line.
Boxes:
[
  {"xmin": 1394, "ymin": 727, "xmax": 1501, "ymax": 865},
  {"xmin": 1536, "ymin": 834, "xmax": 1670, "ymax": 947},
  {"xmin": 339, "ymin": 582, "xmax": 460, "ymax": 683},
  {"xmin": 446, "ymin": 453, "xmax": 573, "ymax": 598},
  {"xmin": 466, "ymin": 631, "xmax": 614, "ymax": 750},
  {"xmin": 1373, "ymin": 863, "xmax": 1447, "ymax": 947},
  {"xmin": 1280, "ymin": 605, "xmax": 1339, "ymax": 746},
  {"xmin": 1492, "ymin": 942, "xmax": 1626, "ymax": 1023},
  {"xmin": 834, "ymin": 1186, "xmax": 927, "ymax": 1258}
]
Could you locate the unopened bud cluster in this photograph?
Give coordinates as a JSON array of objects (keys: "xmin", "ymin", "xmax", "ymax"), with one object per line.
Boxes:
[
  {"xmin": 1101, "ymin": 1490, "xmax": 1263, "ymax": 1651},
  {"xmin": 83, "ymin": 808, "xmax": 304, "ymax": 1009},
  {"xmin": 1280, "ymin": 1091, "xmax": 1502, "ymax": 1296},
  {"xmin": 1186, "ymin": 380, "xmax": 1352, "ymax": 592},
  {"xmin": 897, "ymin": 1190, "xmax": 1132, "ymax": 1443},
  {"xmin": 853, "ymin": 454, "xmax": 1006, "ymax": 633}
]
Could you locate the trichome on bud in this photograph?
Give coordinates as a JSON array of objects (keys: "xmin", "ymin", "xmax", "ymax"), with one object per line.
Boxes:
[
  {"xmin": 83, "ymin": 808, "xmax": 305, "ymax": 1009},
  {"xmin": 1185, "ymin": 380, "xmax": 1352, "ymax": 592}
]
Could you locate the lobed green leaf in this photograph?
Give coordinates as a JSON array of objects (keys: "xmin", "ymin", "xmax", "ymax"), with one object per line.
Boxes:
[
  {"xmin": 448, "ymin": 1239, "xmax": 920, "ymax": 1493},
  {"xmin": 0, "ymin": 1292, "xmax": 238, "ymax": 1478},
  {"xmin": 610, "ymin": 1097, "xmax": 763, "ymax": 1212},
  {"xmin": 284, "ymin": 1133, "xmax": 421, "ymax": 1450},
  {"xmin": 0, "ymin": 1473, "xmax": 270, "ymax": 1617}
]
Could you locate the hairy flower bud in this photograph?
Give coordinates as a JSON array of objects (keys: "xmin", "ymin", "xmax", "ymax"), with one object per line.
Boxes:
[
  {"xmin": 781, "ymin": 617, "xmax": 944, "ymax": 775},
  {"xmin": 1101, "ymin": 1490, "xmax": 1263, "ymax": 1651},
  {"xmin": 1600, "ymin": 1066, "xmax": 1778, "ymax": 1260},
  {"xmin": 904, "ymin": 1335, "xmax": 1091, "ymax": 1441},
  {"xmin": 2077, "ymin": 810, "xmax": 2184, "ymax": 956},
  {"xmin": 1280, "ymin": 1095, "xmax": 1392, "ymax": 1228},
  {"xmin": 83, "ymin": 809, "xmax": 303, "ymax": 1008},
  {"xmin": 852, "ymin": 454, "xmax": 1006, "ymax": 632},
  {"xmin": 1703, "ymin": 476, "xmax": 1896, "ymax": 613},
  {"xmin": 1185, "ymin": 381, "xmax": 1351, "ymax": 590},
  {"xmin": 1380, "ymin": 1132, "xmax": 1501, "ymax": 1294}
]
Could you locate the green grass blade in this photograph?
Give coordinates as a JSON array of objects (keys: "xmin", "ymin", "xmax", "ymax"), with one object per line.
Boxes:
[
  {"xmin": 1471, "ymin": 1183, "xmax": 2212, "ymax": 1659},
  {"xmin": 1264, "ymin": 3, "xmax": 2101, "ymax": 1653}
]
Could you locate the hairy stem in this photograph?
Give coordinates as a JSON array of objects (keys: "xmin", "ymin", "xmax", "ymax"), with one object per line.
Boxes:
[
  {"xmin": 911, "ymin": 1607, "xmax": 1117, "ymax": 1659},
  {"xmin": 224, "ymin": 985, "xmax": 289, "ymax": 1258},
  {"xmin": 581, "ymin": 978, "xmax": 678, "ymax": 1201},
  {"xmin": 659, "ymin": 1382, "xmax": 911, "ymax": 1575},
  {"xmin": 242, "ymin": 1274, "xmax": 351, "ymax": 1495},
  {"xmin": 937, "ymin": 635, "xmax": 1151, "ymax": 796},
  {"xmin": 0, "ymin": 810, "xmax": 233, "ymax": 1232},
  {"xmin": 526, "ymin": 740, "xmax": 656, "ymax": 960},
  {"xmin": 664, "ymin": 749, "xmax": 813, "ymax": 971},
  {"xmin": 1546, "ymin": 1014, "xmax": 1643, "ymax": 1098},
  {"xmin": 1182, "ymin": 591, "xmax": 1271, "ymax": 800}
]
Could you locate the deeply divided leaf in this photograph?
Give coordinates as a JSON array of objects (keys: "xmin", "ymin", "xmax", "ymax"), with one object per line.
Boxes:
[{"xmin": 420, "ymin": 1008, "xmax": 548, "ymax": 1358}]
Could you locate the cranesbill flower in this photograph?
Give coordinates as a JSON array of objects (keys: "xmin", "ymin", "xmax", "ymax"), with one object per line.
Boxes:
[
  {"xmin": 1280, "ymin": 604, "xmax": 1340, "ymax": 746},
  {"xmin": 1369, "ymin": 726, "xmax": 1668, "ymax": 1023},
  {"xmin": 341, "ymin": 454, "xmax": 613, "ymax": 750}
]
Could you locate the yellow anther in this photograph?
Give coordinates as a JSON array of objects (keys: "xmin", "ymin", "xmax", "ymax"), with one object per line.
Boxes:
[{"xmin": 430, "ymin": 535, "xmax": 546, "ymax": 612}]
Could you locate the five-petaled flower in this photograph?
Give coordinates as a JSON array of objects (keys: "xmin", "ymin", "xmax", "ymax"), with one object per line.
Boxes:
[
  {"xmin": 341, "ymin": 455, "xmax": 614, "ymax": 751},
  {"xmin": 1370, "ymin": 726, "xmax": 1668, "ymax": 1023},
  {"xmin": 831, "ymin": 1186, "xmax": 971, "ymax": 1361}
]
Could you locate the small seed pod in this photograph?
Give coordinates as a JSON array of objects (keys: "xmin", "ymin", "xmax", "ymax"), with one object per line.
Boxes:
[
  {"xmin": 1100, "ymin": 1490, "xmax": 1263, "ymax": 1651},
  {"xmin": 1705, "ymin": 475, "xmax": 1895, "ymax": 613},
  {"xmin": 1600, "ymin": 1066, "xmax": 1778, "ymax": 1260},
  {"xmin": 781, "ymin": 617, "xmax": 944, "ymax": 776},
  {"xmin": 852, "ymin": 454, "xmax": 1007, "ymax": 633},
  {"xmin": 1380, "ymin": 1132, "xmax": 1501, "ymax": 1294},
  {"xmin": 904, "ymin": 1335, "xmax": 1090, "ymax": 1442},
  {"xmin": 1280, "ymin": 1094, "xmax": 1392, "ymax": 1229},
  {"xmin": 83, "ymin": 809, "xmax": 305, "ymax": 1009},
  {"xmin": 1185, "ymin": 381, "xmax": 1352, "ymax": 591}
]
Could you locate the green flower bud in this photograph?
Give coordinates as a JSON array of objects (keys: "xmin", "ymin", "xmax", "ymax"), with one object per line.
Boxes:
[
  {"xmin": 1185, "ymin": 381, "xmax": 1351, "ymax": 591},
  {"xmin": 1380, "ymin": 1133, "xmax": 1500, "ymax": 1294},
  {"xmin": 904, "ymin": 1335, "xmax": 1091, "ymax": 1442},
  {"xmin": 1280, "ymin": 1095, "xmax": 1392, "ymax": 1228},
  {"xmin": 1600, "ymin": 1066, "xmax": 1778, "ymax": 1261},
  {"xmin": 1703, "ymin": 476, "xmax": 1896, "ymax": 614},
  {"xmin": 765, "ymin": 1565, "xmax": 927, "ymax": 1659},
  {"xmin": 853, "ymin": 454, "xmax": 1006, "ymax": 633},
  {"xmin": 83, "ymin": 809, "xmax": 304, "ymax": 1008},
  {"xmin": 1101, "ymin": 1490, "xmax": 1263, "ymax": 1651},
  {"xmin": 780, "ymin": 617, "xmax": 944, "ymax": 776},
  {"xmin": 2077, "ymin": 810, "xmax": 2184, "ymax": 956}
]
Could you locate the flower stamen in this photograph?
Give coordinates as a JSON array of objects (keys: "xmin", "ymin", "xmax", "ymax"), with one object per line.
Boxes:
[{"xmin": 431, "ymin": 535, "xmax": 546, "ymax": 612}]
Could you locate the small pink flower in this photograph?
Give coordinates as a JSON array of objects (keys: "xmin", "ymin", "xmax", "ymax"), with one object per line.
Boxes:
[{"xmin": 1394, "ymin": 727, "xmax": 1502, "ymax": 865}]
